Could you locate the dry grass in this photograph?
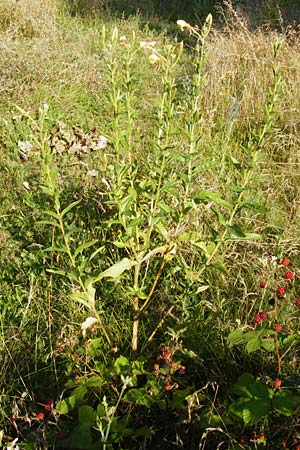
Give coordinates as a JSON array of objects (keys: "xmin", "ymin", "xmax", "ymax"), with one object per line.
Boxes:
[{"xmin": 0, "ymin": 0, "xmax": 60, "ymax": 37}]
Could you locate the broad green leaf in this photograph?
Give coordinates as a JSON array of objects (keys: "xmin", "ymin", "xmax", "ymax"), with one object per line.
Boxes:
[
  {"xmin": 63, "ymin": 429, "xmax": 93, "ymax": 449},
  {"xmin": 55, "ymin": 395, "xmax": 77, "ymax": 414},
  {"xmin": 78, "ymin": 405, "xmax": 97, "ymax": 429},
  {"xmin": 124, "ymin": 387, "xmax": 155, "ymax": 407},
  {"xmin": 237, "ymin": 373, "xmax": 256, "ymax": 387},
  {"xmin": 114, "ymin": 355, "xmax": 130, "ymax": 375},
  {"xmin": 93, "ymin": 258, "xmax": 136, "ymax": 283},
  {"xmin": 85, "ymin": 375, "xmax": 104, "ymax": 388},
  {"xmin": 55, "ymin": 399, "xmax": 70, "ymax": 415},
  {"xmin": 282, "ymin": 334, "xmax": 299, "ymax": 346},
  {"xmin": 169, "ymin": 387, "xmax": 191, "ymax": 409},
  {"xmin": 228, "ymin": 329, "xmax": 245, "ymax": 348},
  {"xmin": 233, "ymin": 384, "xmax": 252, "ymax": 398},
  {"xmin": 88, "ymin": 338, "xmax": 103, "ymax": 357},
  {"xmin": 272, "ymin": 391, "xmax": 299, "ymax": 416},
  {"xmin": 212, "ymin": 208, "xmax": 227, "ymax": 226},
  {"xmin": 199, "ymin": 411, "xmax": 224, "ymax": 428},
  {"xmin": 233, "ymin": 373, "xmax": 254, "ymax": 398},
  {"xmin": 257, "ymin": 328, "xmax": 276, "ymax": 337},
  {"xmin": 244, "ymin": 331, "xmax": 260, "ymax": 341},
  {"xmin": 161, "ymin": 181, "xmax": 178, "ymax": 192},
  {"xmin": 97, "ymin": 403, "xmax": 106, "ymax": 418},
  {"xmin": 206, "ymin": 242, "xmax": 216, "ymax": 254},
  {"xmin": 73, "ymin": 386, "xmax": 88, "ymax": 401},
  {"xmin": 127, "ymin": 286, "xmax": 147, "ymax": 299},
  {"xmin": 229, "ymin": 397, "xmax": 271, "ymax": 425},
  {"xmin": 132, "ymin": 357, "xmax": 146, "ymax": 376},
  {"xmin": 248, "ymin": 381, "xmax": 272, "ymax": 400},
  {"xmin": 261, "ymin": 338, "xmax": 275, "ymax": 352},
  {"xmin": 246, "ymin": 337, "xmax": 261, "ymax": 353}
]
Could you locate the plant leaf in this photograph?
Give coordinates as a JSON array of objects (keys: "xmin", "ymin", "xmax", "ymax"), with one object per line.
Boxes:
[
  {"xmin": 74, "ymin": 240, "xmax": 98, "ymax": 258},
  {"xmin": 93, "ymin": 258, "xmax": 136, "ymax": 283},
  {"xmin": 61, "ymin": 200, "xmax": 81, "ymax": 218},
  {"xmin": 229, "ymin": 397, "xmax": 271, "ymax": 425},
  {"xmin": 228, "ymin": 329, "xmax": 245, "ymax": 348},
  {"xmin": 194, "ymin": 190, "xmax": 232, "ymax": 209},
  {"xmin": 272, "ymin": 391, "xmax": 300, "ymax": 416}
]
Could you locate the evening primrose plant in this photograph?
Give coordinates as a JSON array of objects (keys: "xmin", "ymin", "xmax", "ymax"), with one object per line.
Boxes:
[{"xmin": 37, "ymin": 15, "xmax": 283, "ymax": 359}]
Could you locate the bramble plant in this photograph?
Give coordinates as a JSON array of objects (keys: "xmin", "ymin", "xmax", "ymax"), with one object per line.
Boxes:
[{"xmin": 228, "ymin": 255, "xmax": 300, "ymax": 446}]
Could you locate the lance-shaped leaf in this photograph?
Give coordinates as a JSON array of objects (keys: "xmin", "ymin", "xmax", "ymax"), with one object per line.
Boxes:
[
  {"xmin": 93, "ymin": 258, "xmax": 136, "ymax": 283},
  {"xmin": 193, "ymin": 190, "xmax": 232, "ymax": 209}
]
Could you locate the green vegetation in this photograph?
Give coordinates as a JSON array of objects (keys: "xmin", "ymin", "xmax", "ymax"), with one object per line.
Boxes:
[{"xmin": 1, "ymin": 1, "xmax": 300, "ymax": 449}]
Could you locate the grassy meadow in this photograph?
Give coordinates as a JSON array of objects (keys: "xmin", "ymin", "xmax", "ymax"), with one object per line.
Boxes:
[{"xmin": 1, "ymin": 1, "xmax": 300, "ymax": 449}]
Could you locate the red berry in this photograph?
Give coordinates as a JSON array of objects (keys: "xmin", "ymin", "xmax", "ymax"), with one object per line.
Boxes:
[
  {"xmin": 284, "ymin": 270, "xmax": 294, "ymax": 280},
  {"xmin": 281, "ymin": 257, "xmax": 290, "ymax": 266},
  {"xmin": 273, "ymin": 378, "xmax": 282, "ymax": 389},
  {"xmin": 165, "ymin": 383, "xmax": 173, "ymax": 391},
  {"xmin": 260, "ymin": 280, "xmax": 267, "ymax": 288},
  {"xmin": 36, "ymin": 411, "xmax": 45, "ymax": 420},
  {"xmin": 240, "ymin": 435, "xmax": 247, "ymax": 444},
  {"xmin": 259, "ymin": 311, "xmax": 268, "ymax": 320},
  {"xmin": 45, "ymin": 399, "xmax": 54, "ymax": 411},
  {"xmin": 258, "ymin": 432, "xmax": 265, "ymax": 440},
  {"xmin": 295, "ymin": 445, "xmax": 300, "ymax": 450},
  {"xmin": 295, "ymin": 298, "xmax": 300, "ymax": 307},
  {"xmin": 274, "ymin": 323, "xmax": 282, "ymax": 332},
  {"xmin": 276, "ymin": 286, "xmax": 286, "ymax": 297},
  {"xmin": 162, "ymin": 350, "xmax": 171, "ymax": 359},
  {"xmin": 254, "ymin": 314, "xmax": 262, "ymax": 323}
]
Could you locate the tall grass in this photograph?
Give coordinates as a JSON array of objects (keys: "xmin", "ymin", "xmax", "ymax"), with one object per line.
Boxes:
[{"xmin": 1, "ymin": 1, "xmax": 300, "ymax": 449}]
